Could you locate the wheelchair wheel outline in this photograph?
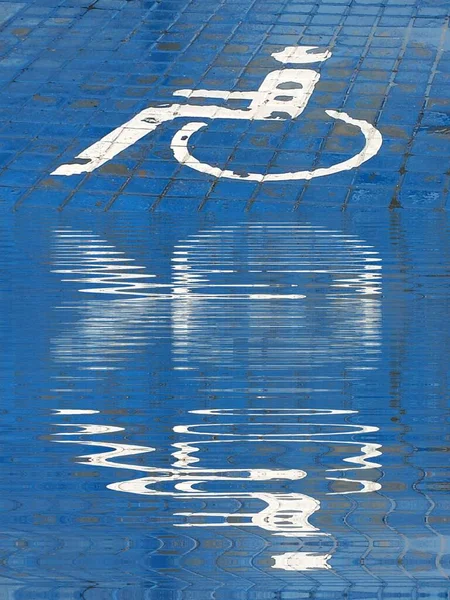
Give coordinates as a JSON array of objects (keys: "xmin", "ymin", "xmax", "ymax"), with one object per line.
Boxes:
[{"xmin": 170, "ymin": 110, "xmax": 383, "ymax": 182}]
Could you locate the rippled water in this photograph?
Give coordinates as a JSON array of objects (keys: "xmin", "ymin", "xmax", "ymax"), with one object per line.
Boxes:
[{"xmin": 0, "ymin": 208, "xmax": 449, "ymax": 599}]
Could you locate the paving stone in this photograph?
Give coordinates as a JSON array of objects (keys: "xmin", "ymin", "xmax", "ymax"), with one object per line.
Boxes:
[{"xmin": 0, "ymin": 0, "xmax": 443, "ymax": 211}]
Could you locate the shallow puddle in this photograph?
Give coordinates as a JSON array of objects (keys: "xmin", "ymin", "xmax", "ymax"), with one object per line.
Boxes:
[{"xmin": 0, "ymin": 207, "xmax": 449, "ymax": 599}]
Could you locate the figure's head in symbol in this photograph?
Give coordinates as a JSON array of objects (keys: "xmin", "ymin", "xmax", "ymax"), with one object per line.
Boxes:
[{"xmin": 271, "ymin": 45, "xmax": 332, "ymax": 64}]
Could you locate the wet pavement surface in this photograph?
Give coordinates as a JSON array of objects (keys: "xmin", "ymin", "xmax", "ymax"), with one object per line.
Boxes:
[
  {"xmin": 0, "ymin": 0, "xmax": 447, "ymax": 211},
  {"xmin": 0, "ymin": 0, "xmax": 450, "ymax": 599},
  {"xmin": 1, "ymin": 207, "xmax": 450, "ymax": 599}
]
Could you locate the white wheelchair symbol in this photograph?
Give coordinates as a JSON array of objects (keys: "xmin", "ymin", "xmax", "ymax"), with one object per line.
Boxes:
[{"xmin": 53, "ymin": 46, "xmax": 382, "ymax": 182}]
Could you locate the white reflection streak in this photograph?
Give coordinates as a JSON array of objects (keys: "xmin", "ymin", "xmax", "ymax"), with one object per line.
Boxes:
[
  {"xmin": 52, "ymin": 409, "xmax": 100, "ymax": 415},
  {"xmin": 171, "ymin": 437, "xmax": 382, "ymax": 495},
  {"xmin": 272, "ymin": 552, "xmax": 332, "ymax": 571},
  {"xmin": 54, "ymin": 440, "xmax": 156, "ymax": 470},
  {"xmin": 190, "ymin": 408, "xmax": 358, "ymax": 416},
  {"xmin": 174, "ymin": 422, "xmax": 379, "ymax": 437},
  {"xmin": 169, "ymin": 409, "xmax": 381, "ymax": 571},
  {"xmin": 52, "ymin": 407, "xmax": 381, "ymax": 573},
  {"xmin": 53, "ymin": 229, "xmax": 305, "ymax": 300},
  {"xmin": 53, "ymin": 423, "xmax": 124, "ymax": 435},
  {"xmin": 173, "ymin": 493, "xmax": 321, "ymax": 537},
  {"xmin": 170, "ymin": 224, "xmax": 382, "ymax": 373},
  {"xmin": 51, "ymin": 224, "xmax": 383, "ymax": 573},
  {"xmin": 52, "ymin": 424, "xmax": 305, "ymax": 482},
  {"xmin": 52, "ymin": 224, "xmax": 382, "ymax": 380}
]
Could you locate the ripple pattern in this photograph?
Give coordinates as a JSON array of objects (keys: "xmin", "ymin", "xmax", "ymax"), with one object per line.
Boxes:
[{"xmin": 51, "ymin": 407, "xmax": 382, "ymax": 573}]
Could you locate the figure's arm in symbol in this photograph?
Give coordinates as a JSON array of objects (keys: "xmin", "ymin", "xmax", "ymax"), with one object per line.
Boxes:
[{"xmin": 52, "ymin": 105, "xmax": 184, "ymax": 176}]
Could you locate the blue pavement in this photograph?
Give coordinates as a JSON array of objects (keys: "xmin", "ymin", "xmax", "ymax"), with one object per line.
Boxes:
[{"xmin": 0, "ymin": 0, "xmax": 448, "ymax": 211}]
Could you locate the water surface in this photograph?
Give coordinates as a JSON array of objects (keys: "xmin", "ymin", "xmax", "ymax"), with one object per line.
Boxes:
[{"xmin": 0, "ymin": 207, "xmax": 449, "ymax": 599}]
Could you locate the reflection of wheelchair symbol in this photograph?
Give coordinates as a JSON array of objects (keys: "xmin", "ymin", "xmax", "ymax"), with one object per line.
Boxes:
[{"xmin": 53, "ymin": 46, "xmax": 382, "ymax": 181}]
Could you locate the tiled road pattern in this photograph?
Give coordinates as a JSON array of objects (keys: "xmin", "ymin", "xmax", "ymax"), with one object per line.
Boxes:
[
  {"xmin": 0, "ymin": 0, "xmax": 447, "ymax": 211},
  {"xmin": 1, "ymin": 2, "xmax": 450, "ymax": 600}
]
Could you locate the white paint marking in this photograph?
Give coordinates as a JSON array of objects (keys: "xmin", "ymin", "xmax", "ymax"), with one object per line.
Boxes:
[
  {"xmin": 170, "ymin": 111, "xmax": 382, "ymax": 182},
  {"xmin": 51, "ymin": 45, "xmax": 382, "ymax": 181},
  {"xmin": 271, "ymin": 45, "xmax": 332, "ymax": 64}
]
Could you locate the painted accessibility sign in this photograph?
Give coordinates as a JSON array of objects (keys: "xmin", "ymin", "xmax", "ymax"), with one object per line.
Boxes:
[{"xmin": 52, "ymin": 46, "xmax": 382, "ymax": 182}]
